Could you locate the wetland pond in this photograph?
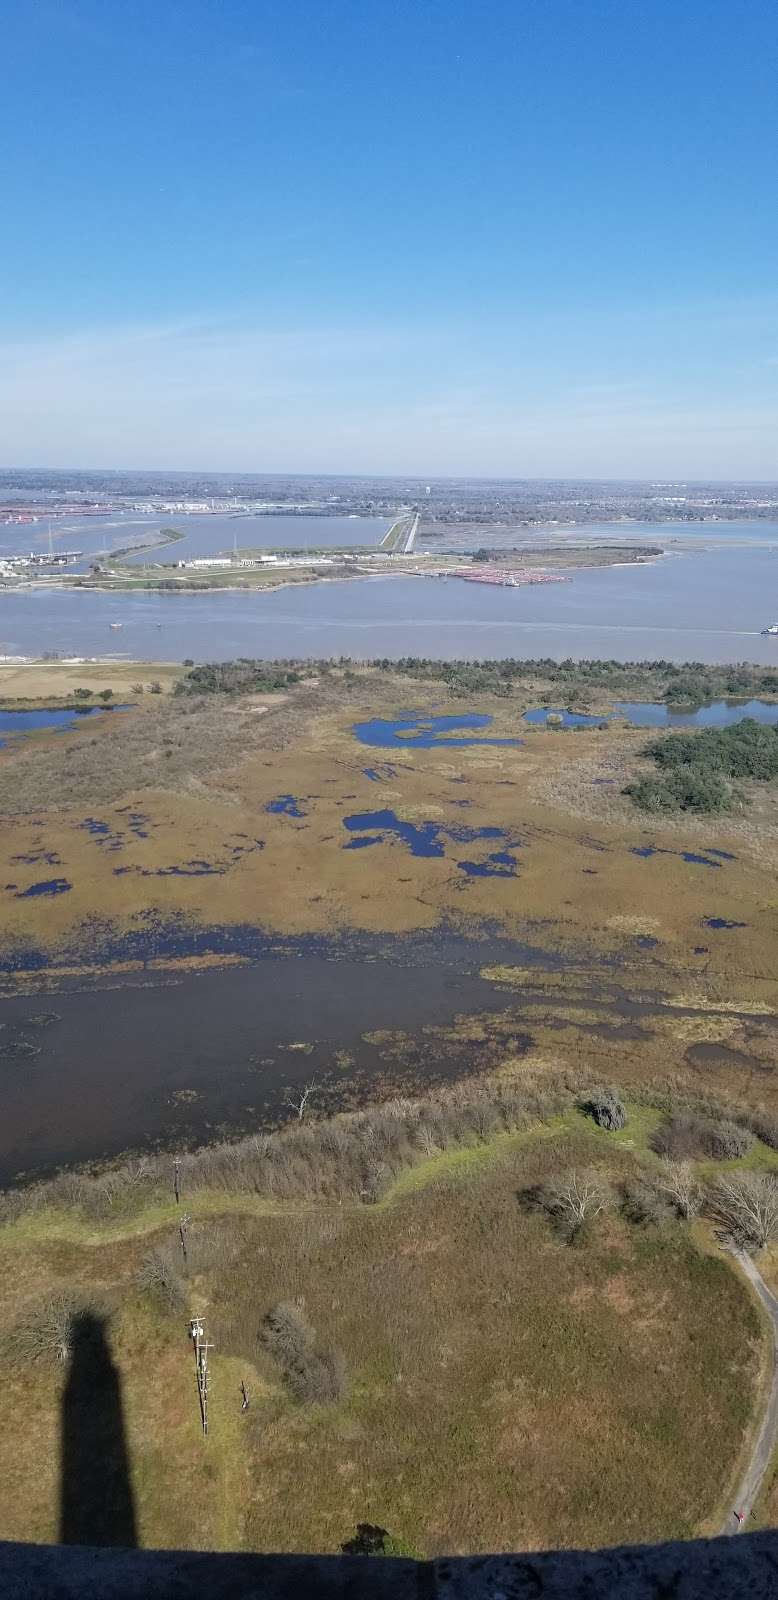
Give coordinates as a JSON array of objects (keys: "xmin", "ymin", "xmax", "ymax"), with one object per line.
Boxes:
[
  {"xmin": 354, "ymin": 707, "xmax": 778, "ymax": 748},
  {"xmin": 353, "ymin": 712, "xmax": 524, "ymax": 748},
  {"xmin": 0, "ymin": 703, "xmax": 129, "ymax": 746},
  {"xmin": 524, "ymin": 700, "xmax": 778, "ymax": 729}
]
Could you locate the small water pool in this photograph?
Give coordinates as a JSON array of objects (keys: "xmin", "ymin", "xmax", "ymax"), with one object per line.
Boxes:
[
  {"xmin": 14, "ymin": 879, "xmax": 72, "ymax": 898},
  {"xmin": 523, "ymin": 708, "xmax": 608, "ymax": 729},
  {"xmin": 630, "ymin": 843, "xmax": 731, "ymax": 869},
  {"xmin": 342, "ymin": 808, "xmax": 521, "ymax": 876},
  {"xmin": 266, "ymin": 794, "xmax": 307, "ymax": 818},
  {"xmin": 353, "ymin": 713, "xmax": 524, "ymax": 749},
  {"xmin": 0, "ymin": 704, "xmax": 130, "ymax": 747},
  {"xmin": 613, "ymin": 699, "xmax": 778, "ymax": 728}
]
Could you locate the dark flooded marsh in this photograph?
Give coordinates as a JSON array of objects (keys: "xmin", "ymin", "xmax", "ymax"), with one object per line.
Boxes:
[
  {"xmin": 0, "ymin": 911, "xmax": 774, "ymax": 1182},
  {"xmin": 0, "ymin": 930, "xmax": 553, "ymax": 1183}
]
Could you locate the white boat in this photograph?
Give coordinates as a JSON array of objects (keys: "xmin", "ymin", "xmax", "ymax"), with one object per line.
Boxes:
[
  {"xmin": 761, "ymin": 624, "xmax": 778, "ymax": 636},
  {"xmin": 109, "ymin": 622, "xmax": 123, "ymax": 631}
]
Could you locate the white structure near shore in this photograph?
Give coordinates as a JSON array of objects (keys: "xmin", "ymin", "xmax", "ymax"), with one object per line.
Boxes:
[{"xmin": 176, "ymin": 554, "xmax": 337, "ymax": 570}]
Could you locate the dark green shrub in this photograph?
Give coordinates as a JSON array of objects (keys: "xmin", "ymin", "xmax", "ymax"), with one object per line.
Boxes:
[
  {"xmin": 585, "ymin": 1090, "xmax": 626, "ymax": 1131},
  {"xmin": 646, "ymin": 720, "xmax": 778, "ymax": 781},
  {"xmin": 342, "ymin": 1523, "xmax": 420, "ymax": 1557},
  {"xmin": 625, "ymin": 768, "xmax": 733, "ymax": 814},
  {"xmin": 663, "ymin": 674, "xmax": 710, "ymax": 706},
  {"xmin": 626, "ymin": 718, "xmax": 778, "ymax": 814}
]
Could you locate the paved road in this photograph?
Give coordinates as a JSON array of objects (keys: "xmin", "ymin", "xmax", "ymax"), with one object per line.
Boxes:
[
  {"xmin": 402, "ymin": 512, "xmax": 419, "ymax": 553},
  {"xmin": 380, "ymin": 513, "xmax": 415, "ymax": 552},
  {"xmin": 721, "ymin": 1247, "xmax": 778, "ymax": 1533}
]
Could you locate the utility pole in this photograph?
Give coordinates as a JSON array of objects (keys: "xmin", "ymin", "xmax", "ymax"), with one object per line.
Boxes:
[
  {"xmin": 173, "ymin": 1157, "xmax": 181, "ymax": 1204},
  {"xmin": 179, "ymin": 1211, "xmax": 191, "ymax": 1262},
  {"xmin": 190, "ymin": 1315, "xmax": 214, "ymax": 1436}
]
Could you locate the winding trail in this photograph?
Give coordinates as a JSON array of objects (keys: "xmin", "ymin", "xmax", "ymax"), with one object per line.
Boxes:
[{"xmin": 721, "ymin": 1247, "xmax": 778, "ymax": 1532}]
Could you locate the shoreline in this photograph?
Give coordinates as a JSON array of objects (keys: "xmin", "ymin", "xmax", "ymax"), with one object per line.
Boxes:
[{"xmin": 4, "ymin": 544, "xmax": 668, "ymax": 599}]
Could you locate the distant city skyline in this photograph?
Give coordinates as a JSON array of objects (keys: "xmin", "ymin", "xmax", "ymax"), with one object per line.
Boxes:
[{"xmin": 3, "ymin": 1, "xmax": 777, "ymax": 476}]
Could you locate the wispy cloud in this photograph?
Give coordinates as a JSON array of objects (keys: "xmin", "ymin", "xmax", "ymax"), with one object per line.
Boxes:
[{"xmin": 2, "ymin": 309, "xmax": 778, "ymax": 477}]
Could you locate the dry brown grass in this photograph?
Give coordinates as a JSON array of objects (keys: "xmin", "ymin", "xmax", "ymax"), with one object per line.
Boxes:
[
  {"xmin": 0, "ymin": 661, "xmax": 181, "ymax": 700},
  {"xmin": 0, "ymin": 693, "xmax": 303, "ymax": 815}
]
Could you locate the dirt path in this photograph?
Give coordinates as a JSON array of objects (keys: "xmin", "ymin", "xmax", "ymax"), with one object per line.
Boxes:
[{"xmin": 721, "ymin": 1246, "xmax": 778, "ymax": 1533}]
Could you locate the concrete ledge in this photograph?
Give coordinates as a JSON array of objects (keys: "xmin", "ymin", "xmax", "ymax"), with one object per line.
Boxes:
[
  {"xmin": 434, "ymin": 1535, "xmax": 778, "ymax": 1596},
  {"xmin": 1, "ymin": 1534, "xmax": 778, "ymax": 1599}
]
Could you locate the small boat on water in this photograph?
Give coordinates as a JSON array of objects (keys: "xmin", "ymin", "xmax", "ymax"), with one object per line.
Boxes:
[
  {"xmin": 761, "ymin": 624, "xmax": 778, "ymax": 636},
  {"xmin": 109, "ymin": 622, "xmax": 123, "ymax": 631}
]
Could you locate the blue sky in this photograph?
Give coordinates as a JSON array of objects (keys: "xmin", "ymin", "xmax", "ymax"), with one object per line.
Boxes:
[{"xmin": 2, "ymin": 0, "xmax": 777, "ymax": 476}]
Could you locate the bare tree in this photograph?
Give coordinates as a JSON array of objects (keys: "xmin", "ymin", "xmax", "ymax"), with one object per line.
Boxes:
[
  {"xmin": 658, "ymin": 1159, "xmax": 702, "ymax": 1220},
  {"xmin": 137, "ymin": 1249, "xmax": 187, "ymax": 1313},
  {"xmin": 709, "ymin": 1172, "xmax": 778, "ymax": 1251},
  {"xmin": 283, "ymin": 1079, "xmax": 318, "ymax": 1121},
  {"xmin": 418, "ymin": 1125, "xmax": 438, "ymax": 1157},
  {"xmin": 539, "ymin": 1168, "xmax": 611, "ymax": 1240},
  {"xmin": 3, "ymin": 1292, "xmax": 88, "ymax": 1367}
]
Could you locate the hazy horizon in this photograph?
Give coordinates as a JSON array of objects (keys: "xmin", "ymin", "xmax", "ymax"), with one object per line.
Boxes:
[{"xmin": 3, "ymin": 467, "xmax": 778, "ymax": 489}]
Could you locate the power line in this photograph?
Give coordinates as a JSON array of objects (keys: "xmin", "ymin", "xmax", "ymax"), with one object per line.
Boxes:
[{"xmin": 190, "ymin": 1315, "xmax": 214, "ymax": 1436}]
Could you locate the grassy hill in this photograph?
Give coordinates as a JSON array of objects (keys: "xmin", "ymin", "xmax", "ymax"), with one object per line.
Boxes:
[{"xmin": 0, "ymin": 1106, "xmax": 762, "ymax": 1554}]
